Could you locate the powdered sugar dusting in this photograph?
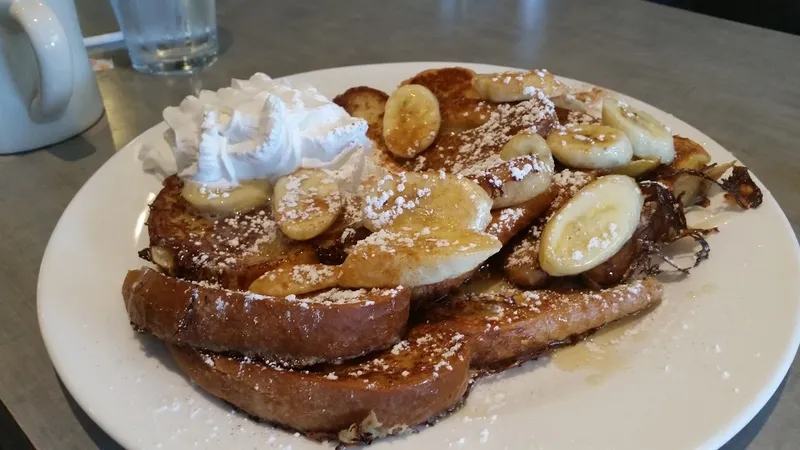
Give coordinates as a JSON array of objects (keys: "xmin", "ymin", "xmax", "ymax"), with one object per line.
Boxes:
[
  {"xmin": 486, "ymin": 206, "xmax": 525, "ymax": 239},
  {"xmin": 363, "ymin": 172, "xmax": 431, "ymax": 229},
  {"xmin": 290, "ymin": 264, "xmax": 335, "ymax": 285},
  {"xmin": 276, "ymin": 171, "xmax": 342, "ymax": 222},
  {"xmin": 399, "ymin": 96, "xmax": 557, "ymax": 178}
]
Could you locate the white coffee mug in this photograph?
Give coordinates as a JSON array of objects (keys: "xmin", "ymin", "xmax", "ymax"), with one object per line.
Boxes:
[{"xmin": 0, "ymin": 0, "xmax": 104, "ymax": 154}]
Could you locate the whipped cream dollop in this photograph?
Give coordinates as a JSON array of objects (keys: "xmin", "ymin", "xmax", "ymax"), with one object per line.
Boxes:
[{"xmin": 149, "ymin": 73, "xmax": 371, "ymax": 189}]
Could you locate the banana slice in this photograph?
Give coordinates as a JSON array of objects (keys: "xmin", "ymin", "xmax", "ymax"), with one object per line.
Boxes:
[
  {"xmin": 362, "ymin": 171, "xmax": 493, "ymax": 232},
  {"xmin": 573, "ymin": 88, "xmax": 607, "ymax": 118},
  {"xmin": 493, "ymin": 132, "xmax": 555, "ymax": 209},
  {"xmin": 383, "ymin": 84, "xmax": 441, "ymax": 158},
  {"xmin": 499, "ymin": 132, "xmax": 555, "ymax": 169},
  {"xmin": 473, "ymin": 69, "xmax": 567, "ymax": 102},
  {"xmin": 339, "ymin": 227, "xmax": 502, "ymax": 288},
  {"xmin": 551, "ymin": 94, "xmax": 590, "ymax": 114},
  {"xmin": 602, "ymin": 98, "xmax": 675, "ymax": 164},
  {"xmin": 539, "ymin": 175, "xmax": 643, "ymax": 276},
  {"xmin": 546, "ymin": 124, "xmax": 633, "ymax": 169},
  {"xmin": 249, "ymin": 263, "xmax": 341, "ymax": 296},
  {"xmin": 182, "ymin": 180, "xmax": 272, "ymax": 215},
  {"xmin": 149, "ymin": 245, "xmax": 176, "ymax": 273},
  {"xmin": 273, "ymin": 168, "xmax": 342, "ymax": 241},
  {"xmin": 609, "ymin": 157, "xmax": 661, "ymax": 178}
]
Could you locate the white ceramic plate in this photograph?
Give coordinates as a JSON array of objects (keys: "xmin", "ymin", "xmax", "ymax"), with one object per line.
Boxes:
[{"xmin": 38, "ymin": 62, "xmax": 800, "ymax": 450}]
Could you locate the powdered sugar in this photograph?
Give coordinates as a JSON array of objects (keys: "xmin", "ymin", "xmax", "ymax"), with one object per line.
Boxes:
[
  {"xmin": 363, "ymin": 173, "xmax": 431, "ymax": 229},
  {"xmin": 400, "ymin": 96, "xmax": 557, "ymax": 178},
  {"xmin": 486, "ymin": 206, "xmax": 525, "ymax": 239},
  {"xmin": 289, "ymin": 264, "xmax": 335, "ymax": 285},
  {"xmin": 275, "ymin": 171, "xmax": 342, "ymax": 222},
  {"xmin": 509, "ymin": 163, "xmax": 534, "ymax": 181}
]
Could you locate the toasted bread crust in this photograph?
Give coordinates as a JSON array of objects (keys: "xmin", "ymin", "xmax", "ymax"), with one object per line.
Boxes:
[
  {"xmin": 665, "ymin": 136, "xmax": 712, "ymax": 172},
  {"xmin": 409, "ymin": 273, "xmax": 472, "ymax": 308},
  {"xmin": 168, "ymin": 323, "xmax": 470, "ymax": 438},
  {"xmin": 486, "ymin": 188, "xmax": 557, "ymax": 245},
  {"xmin": 391, "ymin": 96, "xmax": 558, "ymax": 175},
  {"xmin": 309, "ymin": 192, "xmax": 367, "ymax": 264},
  {"xmin": 123, "ymin": 268, "xmax": 410, "ymax": 365},
  {"xmin": 402, "ymin": 67, "xmax": 496, "ymax": 132},
  {"xmin": 554, "ymin": 106, "xmax": 599, "ymax": 128},
  {"xmin": 503, "ymin": 171, "xmax": 598, "ymax": 288},
  {"xmin": 424, "ymin": 278, "xmax": 663, "ymax": 369},
  {"xmin": 147, "ymin": 175, "xmax": 316, "ymax": 289},
  {"xmin": 409, "ymin": 188, "xmax": 557, "ymax": 308},
  {"xmin": 581, "ymin": 200, "xmax": 671, "ymax": 287},
  {"xmin": 653, "ymin": 136, "xmax": 715, "ymax": 206},
  {"xmin": 333, "ymin": 86, "xmax": 388, "ymax": 143}
]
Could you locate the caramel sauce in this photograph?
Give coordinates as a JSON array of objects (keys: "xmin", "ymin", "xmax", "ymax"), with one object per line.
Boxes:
[
  {"xmin": 551, "ymin": 307, "xmax": 651, "ymax": 385},
  {"xmin": 458, "ymin": 262, "xmax": 515, "ymax": 295}
]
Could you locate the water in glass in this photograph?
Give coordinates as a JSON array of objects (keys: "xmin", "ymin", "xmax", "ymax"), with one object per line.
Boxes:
[{"xmin": 110, "ymin": 0, "xmax": 218, "ymax": 75}]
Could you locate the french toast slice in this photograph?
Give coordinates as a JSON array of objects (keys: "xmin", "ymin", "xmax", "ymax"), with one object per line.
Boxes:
[
  {"xmin": 332, "ymin": 87, "xmax": 388, "ymax": 144},
  {"xmin": 424, "ymin": 278, "xmax": 663, "ymax": 371},
  {"xmin": 405, "ymin": 188, "xmax": 557, "ymax": 306},
  {"xmin": 401, "ymin": 67, "xmax": 498, "ymax": 132},
  {"xmin": 407, "ymin": 189, "xmax": 556, "ymax": 306},
  {"xmin": 486, "ymin": 187, "xmax": 557, "ymax": 245},
  {"xmin": 393, "ymin": 68, "xmax": 558, "ymax": 176},
  {"xmin": 168, "ymin": 323, "xmax": 470, "ymax": 443},
  {"xmin": 391, "ymin": 94, "xmax": 558, "ymax": 176},
  {"xmin": 504, "ymin": 170, "xmax": 598, "ymax": 288},
  {"xmin": 309, "ymin": 192, "xmax": 368, "ymax": 264},
  {"xmin": 653, "ymin": 136, "xmax": 715, "ymax": 207},
  {"xmin": 334, "ymin": 71, "xmax": 559, "ymax": 191},
  {"xmin": 653, "ymin": 136, "xmax": 761, "ymax": 209},
  {"xmin": 554, "ymin": 106, "xmax": 598, "ymax": 128},
  {"xmin": 146, "ymin": 175, "xmax": 317, "ymax": 290},
  {"xmin": 581, "ymin": 197, "xmax": 672, "ymax": 287},
  {"xmin": 334, "ymin": 78, "xmax": 562, "ymax": 302},
  {"xmin": 123, "ymin": 267, "xmax": 410, "ymax": 366}
]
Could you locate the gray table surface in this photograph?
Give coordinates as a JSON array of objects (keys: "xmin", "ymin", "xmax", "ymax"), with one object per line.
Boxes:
[{"xmin": 1, "ymin": 0, "xmax": 798, "ymax": 448}]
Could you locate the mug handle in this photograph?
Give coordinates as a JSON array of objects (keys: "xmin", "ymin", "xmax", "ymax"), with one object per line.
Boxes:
[{"xmin": 9, "ymin": 0, "xmax": 74, "ymax": 121}]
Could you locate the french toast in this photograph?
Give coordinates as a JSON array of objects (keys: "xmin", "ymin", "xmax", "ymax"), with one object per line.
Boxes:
[
  {"xmin": 400, "ymin": 67, "xmax": 497, "ymax": 132},
  {"xmin": 424, "ymin": 278, "xmax": 663, "ymax": 371},
  {"xmin": 407, "ymin": 188, "xmax": 558, "ymax": 307},
  {"xmin": 581, "ymin": 202, "xmax": 662, "ymax": 288},
  {"xmin": 504, "ymin": 164, "xmax": 699, "ymax": 290},
  {"xmin": 333, "ymin": 69, "xmax": 565, "ymax": 303},
  {"xmin": 504, "ymin": 169, "xmax": 597, "ymax": 288},
  {"xmin": 654, "ymin": 137, "xmax": 762, "ymax": 209},
  {"xmin": 146, "ymin": 175, "xmax": 317, "ymax": 290},
  {"xmin": 123, "ymin": 267, "xmax": 410, "ymax": 366},
  {"xmin": 554, "ymin": 106, "xmax": 598, "ymax": 128},
  {"xmin": 486, "ymin": 187, "xmax": 557, "ymax": 244},
  {"xmin": 390, "ymin": 94, "xmax": 558, "ymax": 176},
  {"xmin": 653, "ymin": 136, "xmax": 715, "ymax": 207},
  {"xmin": 309, "ymin": 192, "xmax": 368, "ymax": 264},
  {"xmin": 332, "ymin": 87, "xmax": 388, "ymax": 144},
  {"xmin": 168, "ymin": 323, "xmax": 470, "ymax": 443},
  {"xmin": 124, "ymin": 66, "xmax": 766, "ymax": 447},
  {"xmin": 336, "ymin": 70, "xmax": 559, "ymax": 200}
]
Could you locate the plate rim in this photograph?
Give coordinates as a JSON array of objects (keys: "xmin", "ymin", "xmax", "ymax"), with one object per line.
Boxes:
[{"xmin": 37, "ymin": 61, "xmax": 800, "ymax": 450}]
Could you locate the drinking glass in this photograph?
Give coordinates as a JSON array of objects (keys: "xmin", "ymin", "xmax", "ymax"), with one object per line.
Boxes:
[{"xmin": 109, "ymin": 0, "xmax": 218, "ymax": 75}]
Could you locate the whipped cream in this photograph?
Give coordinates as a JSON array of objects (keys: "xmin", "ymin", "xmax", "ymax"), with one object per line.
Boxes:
[{"xmin": 148, "ymin": 73, "xmax": 371, "ymax": 189}]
